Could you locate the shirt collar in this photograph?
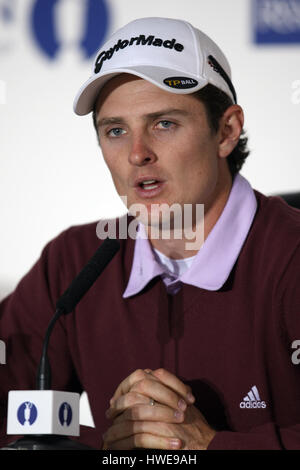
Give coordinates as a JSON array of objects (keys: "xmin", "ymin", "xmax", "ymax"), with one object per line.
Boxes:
[{"xmin": 123, "ymin": 174, "xmax": 257, "ymax": 298}]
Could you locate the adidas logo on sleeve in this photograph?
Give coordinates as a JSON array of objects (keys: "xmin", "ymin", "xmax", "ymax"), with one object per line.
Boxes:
[{"xmin": 239, "ymin": 386, "xmax": 267, "ymax": 409}]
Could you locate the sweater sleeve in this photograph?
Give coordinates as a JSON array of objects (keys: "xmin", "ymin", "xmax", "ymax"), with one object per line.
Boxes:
[
  {"xmin": 0, "ymin": 230, "xmax": 82, "ymax": 448},
  {"xmin": 209, "ymin": 242, "xmax": 300, "ymax": 450}
]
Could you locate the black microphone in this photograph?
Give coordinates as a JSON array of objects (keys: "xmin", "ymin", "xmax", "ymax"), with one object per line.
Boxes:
[
  {"xmin": 56, "ymin": 236, "xmax": 120, "ymax": 314},
  {"xmin": 4, "ymin": 237, "xmax": 120, "ymax": 450},
  {"xmin": 37, "ymin": 237, "xmax": 120, "ymax": 390}
]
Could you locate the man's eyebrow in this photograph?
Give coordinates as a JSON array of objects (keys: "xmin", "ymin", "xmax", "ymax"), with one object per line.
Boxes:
[
  {"xmin": 96, "ymin": 116, "xmax": 126, "ymax": 128},
  {"xmin": 96, "ymin": 108, "xmax": 190, "ymax": 128},
  {"xmin": 145, "ymin": 108, "xmax": 190, "ymax": 120}
]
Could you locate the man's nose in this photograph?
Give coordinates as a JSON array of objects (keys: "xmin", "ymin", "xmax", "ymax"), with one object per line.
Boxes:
[{"xmin": 128, "ymin": 133, "xmax": 157, "ymax": 166}]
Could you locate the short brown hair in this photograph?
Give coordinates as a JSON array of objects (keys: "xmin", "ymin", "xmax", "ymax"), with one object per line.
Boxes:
[{"xmin": 195, "ymin": 84, "xmax": 250, "ymax": 177}]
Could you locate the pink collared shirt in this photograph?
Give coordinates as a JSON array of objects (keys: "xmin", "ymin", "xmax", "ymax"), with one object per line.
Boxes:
[{"xmin": 123, "ymin": 174, "xmax": 258, "ymax": 297}]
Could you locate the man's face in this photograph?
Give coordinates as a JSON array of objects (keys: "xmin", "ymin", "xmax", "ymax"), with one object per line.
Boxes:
[{"xmin": 95, "ymin": 74, "xmax": 231, "ymax": 227}]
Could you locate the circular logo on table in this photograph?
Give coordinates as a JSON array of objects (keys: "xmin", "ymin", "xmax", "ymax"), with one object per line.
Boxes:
[
  {"xmin": 59, "ymin": 402, "xmax": 73, "ymax": 426},
  {"xmin": 17, "ymin": 402, "xmax": 38, "ymax": 425}
]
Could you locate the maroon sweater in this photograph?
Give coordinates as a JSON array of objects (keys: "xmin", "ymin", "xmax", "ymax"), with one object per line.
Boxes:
[{"xmin": 1, "ymin": 190, "xmax": 300, "ymax": 450}]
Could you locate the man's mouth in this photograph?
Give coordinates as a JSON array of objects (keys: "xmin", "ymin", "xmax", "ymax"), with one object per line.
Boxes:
[
  {"xmin": 139, "ymin": 179, "xmax": 160, "ymax": 190},
  {"xmin": 134, "ymin": 177, "xmax": 165, "ymax": 198}
]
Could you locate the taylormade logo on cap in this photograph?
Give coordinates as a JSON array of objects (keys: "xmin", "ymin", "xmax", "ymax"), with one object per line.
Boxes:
[
  {"xmin": 94, "ymin": 35, "xmax": 184, "ymax": 74},
  {"xmin": 73, "ymin": 17, "xmax": 237, "ymax": 116}
]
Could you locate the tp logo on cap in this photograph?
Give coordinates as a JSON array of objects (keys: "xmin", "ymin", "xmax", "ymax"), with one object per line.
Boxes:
[{"xmin": 164, "ymin": 77, "xmax": 198, "ymax": 90}]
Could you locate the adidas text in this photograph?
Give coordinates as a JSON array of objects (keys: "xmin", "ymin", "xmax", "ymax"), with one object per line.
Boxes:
[
  {"xmin": 240, "ymin": 385, "xmax": 267, "ymax": 409},
  {"xmin": 240, "ymin": 401, "xmax": 266, "ymax": 409}
]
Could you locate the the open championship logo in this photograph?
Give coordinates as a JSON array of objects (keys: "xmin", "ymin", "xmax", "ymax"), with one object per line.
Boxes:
[
  {"xmin": 17, "ymin": 402, "xmax": 38, "ymax": 426},
  {"xmin": 30, "ymin": 0, "xmax": 110, "ymax": 60},
  {"xmin": 59, "ymin": 402, "xmax": 72, "ymax": 426}
]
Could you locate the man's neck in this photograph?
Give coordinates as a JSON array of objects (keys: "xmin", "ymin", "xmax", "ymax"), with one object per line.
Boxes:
[{"xmin": 146, "ymin": 172, "xmax": 233, "ymax": 259}]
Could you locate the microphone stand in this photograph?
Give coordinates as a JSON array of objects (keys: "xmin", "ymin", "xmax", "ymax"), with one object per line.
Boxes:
[
  {"xmin": 3, "ymin": 435, "xmax": 94, "ymax": 450},
  {"xmin": 3, "ymin": 309, "xmax": 94, "ymax": 450},
  {"xmin": 2, "ymin": 238, "xmax": 120, "ymax": 450}
]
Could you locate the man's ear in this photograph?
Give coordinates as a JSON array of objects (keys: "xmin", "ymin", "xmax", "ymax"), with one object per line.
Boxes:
[{"xmin": 218, "ymin": 105, "xmax": 244, "ymax": 158}]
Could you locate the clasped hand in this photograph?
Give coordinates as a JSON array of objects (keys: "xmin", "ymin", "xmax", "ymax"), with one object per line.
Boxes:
[{"xmin": 102, "ymin": 368, "xmax": 216, "ymax": 450}]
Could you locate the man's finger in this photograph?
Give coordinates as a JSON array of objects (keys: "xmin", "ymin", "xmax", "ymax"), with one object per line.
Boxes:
[
  {"xmin": 104, "ymin": 429, "xmax": 182, "ymax": 450},
  {"xmin": 152, "ymin": 368, "xmax": 195, "ymax": 404},
  {"xmin": 103, "ymin": 415, "xmax": 181, "ymax": 444},
  {"xmin": 130, "ymin": 377, "xmax": 188, "ymax": 412},
  {"xmin": 112, "ymin": 403, "xmax": 185, "ymax": 425},
  {"xmin": 110, "ymin": 369, "xmax": 160, "ymax": 404},
  {"xmin": 106, "ymin": 391, "xmax": 152, "ymax": 420}
]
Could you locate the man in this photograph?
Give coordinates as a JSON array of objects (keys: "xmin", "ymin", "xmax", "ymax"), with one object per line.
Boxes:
[{"xmin": 1, "ymin": 17, "xmax": 300, "ymax": 450}]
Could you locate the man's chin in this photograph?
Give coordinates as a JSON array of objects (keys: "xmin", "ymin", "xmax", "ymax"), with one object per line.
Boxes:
[{"xmin": 136, "ymin": 209, "xmax": 185, "ymax": 241}]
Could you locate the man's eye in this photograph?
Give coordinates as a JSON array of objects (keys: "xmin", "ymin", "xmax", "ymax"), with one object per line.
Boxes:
[
  {"xmin": 157, "ymin": 120, "xmax": 174, "ymax": 129},
  {"xmin": 107, "ymin": 128, "xmax": 125, "ymax": 137}
]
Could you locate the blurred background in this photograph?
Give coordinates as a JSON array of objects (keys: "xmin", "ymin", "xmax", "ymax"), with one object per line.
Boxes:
[{"xmin": 1, "ymin": 0, "xmax": 300, "ymax": 425}]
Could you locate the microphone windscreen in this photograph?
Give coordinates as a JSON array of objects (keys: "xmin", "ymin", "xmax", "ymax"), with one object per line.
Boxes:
[{"xmin": 56, "ymin": 237, "xmax": 120, "ymax": 314}]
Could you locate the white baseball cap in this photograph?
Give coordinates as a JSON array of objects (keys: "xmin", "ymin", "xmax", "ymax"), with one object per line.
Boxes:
[{"xmin": 73, "ymin": 17, "xmax": 237, "ymax": 116}]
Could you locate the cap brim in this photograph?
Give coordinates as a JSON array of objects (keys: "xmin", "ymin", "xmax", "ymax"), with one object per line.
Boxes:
[{"xmin": 73, "ymin": 66, "xmax": 207, "ymax": 116}]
